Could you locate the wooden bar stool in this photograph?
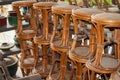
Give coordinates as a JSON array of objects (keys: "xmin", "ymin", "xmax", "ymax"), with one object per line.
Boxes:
[
  {"xmin": 12, "ymin": 1, "xmax": 37, "ymax": 76},
  {"xmin": 33, "ymin": 2, "xmax": 57, "ymax": 78},
  {"xmin": 69, "ymin": 8, "xmax": 103, "ymax": 80},
  {"xmin": 47, "ymin": 4, "xmax": 79, "ymax": 80},
  {"xmin": 86, "ymin": 13, "xmax": 120, "ymax": 80}
]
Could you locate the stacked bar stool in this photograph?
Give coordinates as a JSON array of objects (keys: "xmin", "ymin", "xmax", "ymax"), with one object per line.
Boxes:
[
  {"xmin": 12, "ymin": 1, "xmax": 37, "ymax": 76},
  {"xmin": 69, "ymin": 8, "xmax": 103, "ymax": 80},
  {"xmin": 33, "ymin": 2, "xmax": 57, "ymax": 78},
  {"xmin": 86, "ymin": 13, "xmax": 120, "ymax": 80},
  {"xmin": 47, "ymin": 4, "xmax": 79, "ymax": 80}
]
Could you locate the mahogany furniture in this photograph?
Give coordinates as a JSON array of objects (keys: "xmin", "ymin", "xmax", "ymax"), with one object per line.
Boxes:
[
  {"xmin": 86, "ymin": 12, "xmax": 120, "ymax": 80},
  {"xmin": 47, "ymin": 4, "xmax": 79, "ymax": 80},
  {"xmin": 69, "ymin": 8, "xmax": 103, "ymax": 80},
  {"xmin": 12, "ymin": 1, "xmax": 37, "ymax": 76},
  {"xmin": 33, "ymin": 2, "xmax": 57, "ymax": 78}
]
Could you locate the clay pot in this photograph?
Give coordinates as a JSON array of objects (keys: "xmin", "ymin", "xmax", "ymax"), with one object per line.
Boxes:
[
  {"xmin": 3, "ymin": 56, "xmax": 18, "ymax": 77},
  {"xmin": 0, "ymin": 16, "xmax": 7, "ymax": 27},
  {"xmin": 8, "ymin": 11, "xmax": 17, "ymax": 16},
  {"xmin": 8, "ymin": 11, "xmax": 18, "ymax": 26},
  {"xmin": 8, "ymin": 16, "xmax": 18, "ymax": 26}
]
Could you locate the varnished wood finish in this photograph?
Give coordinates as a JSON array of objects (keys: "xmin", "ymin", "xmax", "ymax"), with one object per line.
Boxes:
[
  {"xmin": 33, "ymin": 2, "xmax": 57, "ymax": 78},
  {"xmin": 69, "ymin": 8, "xmax": 103, "ymax": 80},
  {"xmin": 12, "ymin": 1, "xmax": 37, "ymax": 76},
  {"xmin": 86, "ymin": 13, "xmax": 120, "ymax": 80},
  {"xmin": 48, "ymin": 4, "xmax": 79, "ymax": 80}
]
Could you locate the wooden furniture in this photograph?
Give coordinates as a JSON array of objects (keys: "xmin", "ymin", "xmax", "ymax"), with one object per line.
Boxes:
[
  {"xmin": 33, "ymin": 2, "xmax": 57, "ymax": 78},
  {"xmin": 48, "ymin": 4, "xmax": 79, "ymax": 80},
  {"xmin": 69, "ymin": 8, "xmax": 103, "ymax": 80},
  {"xmin": 86, "ymin": 12, "xmax": 120, "ymax": 80},
  {"xmin": 12, "ymin": 1, "xmax": 37, "ymax": 76},
  {"xmin": 0, "ymin": 54, "xmax": 41, "ymax": 80}
]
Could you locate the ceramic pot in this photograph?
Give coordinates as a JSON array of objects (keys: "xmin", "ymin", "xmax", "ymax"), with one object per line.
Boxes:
[
  {"xmin": 0, "ymin": 42, "xmax": 14, "ymax": 51},
  {"xmin": 2, "ymin": 56, "xmax": 18, "ymax": 77},
  {"xmin": 8, "ymin": 16, "xmax": 18, "ymax": 26},
  {"xmin": 0, "ymin": 16, "xmax": 7, "ymax": 27},
  {"xmin": 13, "ymin": 35, "xmax": 20, "ymax": 48}
]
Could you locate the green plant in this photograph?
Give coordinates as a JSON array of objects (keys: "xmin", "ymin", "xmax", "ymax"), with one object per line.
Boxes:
[{"xmin": 90, "ymin": 0, "xmax": 113, "ymax": 7}]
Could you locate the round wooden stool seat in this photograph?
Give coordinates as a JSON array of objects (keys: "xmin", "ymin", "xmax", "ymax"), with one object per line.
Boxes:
[
  {"xmin": 12, "ymin": 1, "xmax": 36, "ymax": 7},
  {"xmin": 51, "ymin": 40, "xmax": 72, "ymax": 53},
  {"xmin": 91, "ymin": 13, "xmax": 120, "ymax": 25},
  {"xmin": 34, "ymin": 35, "xmax": 51, "ymax": 45},
  {"xmin": 86, "ymin": 13, "xmax": 120, "ymax": 80},
  {"xmin": 69, "ymin": 46, "xmax": 89, "ymax": 63},
  {"xmin": 52, "ymin": 4, "xmax": 78, "ymax": 14},
  {"xmin": 69, "ymin": 8, "xmax": 104, "ymax": 80},
  {"xmin": 19, "ymin": 57, "xmax": 35, "ymax": 69},
  {"xmin": 17, "ymin": 30, "xmax": 36, "ymax": 40},
  {"xmin": 87, "ymin": 55, "xmax": 118, "ymax": 73},
  {"xmin": 33, "ymin": 2, "xmax": 57, "ymax": 9},
  {"xmin": 72, "ymin": 8, "xmax": 103, "ymax": 20}
]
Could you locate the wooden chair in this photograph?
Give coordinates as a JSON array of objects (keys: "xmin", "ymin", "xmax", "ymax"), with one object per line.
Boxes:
[
  {"xmin": 12, "ymin": 1, "xmax": 37, "ymax": 76},
  {"xmin": 0, "ymin": 54, "xmax": 41, "ymax": 80},
  {"xmin": 86, "ymin": 13, "xmax": 120, "ymax": 80},
  {"xmin": 47, "ymin": 4, "xmax": 79, "ymax": 80},
  {"xmin": 68, "ymin": 8, "xmax": 103, "ymax": 80},
  {"xmin": 33, "ymin": 2, "xmax": 57, "ymax": 78}
]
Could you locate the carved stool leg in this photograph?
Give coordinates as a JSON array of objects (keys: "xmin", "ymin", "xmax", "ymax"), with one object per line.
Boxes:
[
  {"xmin": 76, "ymin": 62, "xmax": 82, "ymax": 80},
  {"xmin": 60, "ymin": 52, "xmax": 67, "ymax": 80}
]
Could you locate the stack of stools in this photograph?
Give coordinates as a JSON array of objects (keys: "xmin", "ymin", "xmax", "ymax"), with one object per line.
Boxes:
[
  {"xmin": 47, "ymin": 4, "xmax": 79, "ymax": 80},
  {"xmin": 69, "ymin": 8, "xmax": 103, "ymax": 80},
  {"xmin": 86, "ymin": 13, "xmax": 120, "ymax": 80},
  {"xmin": 33, "ymin": 2, "xmax": 57, "ymax": 78},
  {"xmin": 12, "ymin": 1, "xmax": 37, "ymax": 76}
]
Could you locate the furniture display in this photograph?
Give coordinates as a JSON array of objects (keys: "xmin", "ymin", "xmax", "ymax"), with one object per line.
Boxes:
[
  {"xmin": 86, "ymin": 12, "xmax": 120, "ymax": 80},
  {"xmin": 33, "ymin": 2, "xmax": 57, "ymax": 78},
  {"xmin": 12, "ymin": 1, "xmax": 37, "ymax": 76},
  {"xmin": 1, "ymin": 0, "xmax": 120, "ymax": 80}
]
